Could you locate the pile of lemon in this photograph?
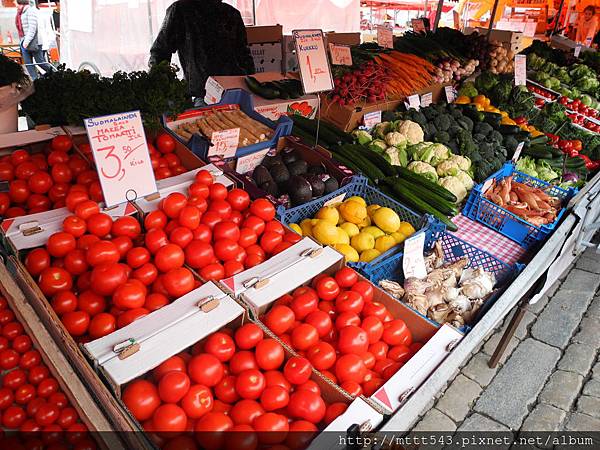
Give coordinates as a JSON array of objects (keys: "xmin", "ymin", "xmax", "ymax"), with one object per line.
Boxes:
[{"xmin": 289, "ymin": 196, "xmax": 415, "ymax": 263}]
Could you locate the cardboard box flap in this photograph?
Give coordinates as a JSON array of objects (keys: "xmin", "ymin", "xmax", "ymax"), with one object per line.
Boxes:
[
  {"xmin": 0, "ymin": 127, "xmax": 79, "ymax": 150},
  {"xmin": 370, "ymin": 324, "xmax": 463, "ymax": 413},
  {"xmin": 84, "ymin": 282, "xmax": 242, "ymax": 387},
  {"xmin": 237, "ymin": 243, "xmax": 340, "ymax": 311},
  {"xmin": 246, "ymin": 25, "xmax": 283, "ymax": 44}
]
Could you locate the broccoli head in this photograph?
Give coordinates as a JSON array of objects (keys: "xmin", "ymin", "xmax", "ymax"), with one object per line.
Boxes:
[
  {"xmin": 472, "ymin": 133, "xmax": 487, "ymax": 143},
  {"xmin": 457, "ymin": 116, "xmax": 474, "ymax": 132},
  {"xmin": 407, "ymin": 110, "xmax": 427, "ymax": 128},
  {"xmin": 479, "ymin": 142, "xmax": 496, "ymax": 160},
  {"xmin": 434, "ymin": 131, "xmax": 451, "ymax": 144},
  {"xmin": 422, "ymin": 107, "xmax": 438, "ymax": 121},
  {"xmin": 423, "ymin": 122, "xmax": 437, "ymax": 140},
  {"xmin": 451, "ymin": 109, "xmax": 464, "ymax": 120},
  {"xmin": 448, "ymin": 125, "xmax": 463, "ymax": 138},
  {"xmin": 489, "ymin": 130, "xmax": 504, "ymax": 145},
  {"xmin": 473, "ymin": 122, "xmax": 493, "ymax": 137},
  {"xmin": 433, "ymin": 115, "xmax": 452, "ymax": 132}
]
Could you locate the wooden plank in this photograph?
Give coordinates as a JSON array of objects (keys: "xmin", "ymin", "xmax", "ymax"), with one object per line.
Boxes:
[{"xmin": 7, "ymin": 255, "xmax": 150, "ymax": 449}]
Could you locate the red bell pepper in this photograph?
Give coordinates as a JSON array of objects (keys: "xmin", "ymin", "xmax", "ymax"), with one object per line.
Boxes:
[{"xmin": 577, "ymin": 154, "xmax": 595, "ymax": 170}]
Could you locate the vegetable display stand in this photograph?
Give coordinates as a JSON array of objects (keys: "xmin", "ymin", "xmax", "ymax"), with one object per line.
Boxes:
[
  {"xmin": 463, "ymin": 163, "xmax": 577, "ymax": 249},
  {"xmin": 0, "ymin": 260, "xmax": 128, "ymax": 448},
  {"xmin": 162, "ymin": 89, "xmax": 293, "ymax": 161},
  {"xmin": 276, "ymin": 175, "xmax": 442, "ymax": 273},
  {"xmin": 363, "ymin": 231, "xmax": 524, "ymax": 329}
]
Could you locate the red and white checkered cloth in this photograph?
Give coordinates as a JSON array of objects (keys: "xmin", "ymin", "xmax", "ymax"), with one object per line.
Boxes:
[{"xmin": 451, "ymin": 214, "xmax": 527, "ymax": 266}]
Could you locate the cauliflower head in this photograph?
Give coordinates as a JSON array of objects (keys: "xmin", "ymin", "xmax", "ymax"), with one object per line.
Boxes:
[
  {"xmin": 396, "ymin": 120, "xmax": 424, "ymax": 145},
  {"xmin": 438, "ymin": 176, "xmax": 468, "ymax": 202},
  {"xmin": 370, "ymin": 139, "xmax": 387, "ymax": 152},
  {"xmin": 455, "ymin": 170, "xmax": 474, "ymax": 191},
  {"xmin": 352, "ymin": 129, "xmax": 373, "ymax": 145},
  {"xmin": 408, "ymin": 161, "xmax": 438, "ymax": 183},
  {"xmin": 429, "ymin": 143, "xmax": 451, "ymax": 166},
  {"xmin": 385, "ymin": 132, "xmax": 408, "ymax": 149},
  {"xmin": 374, "ymin": 122, "xmax": 391, "ymax": 139},
  {"xmin": 436, "ymin": 159, "xmax": 461, "ymax": 177},
  {"xmin": 448, "ymin": 154, "xmax": 472, "ymax": 171}
]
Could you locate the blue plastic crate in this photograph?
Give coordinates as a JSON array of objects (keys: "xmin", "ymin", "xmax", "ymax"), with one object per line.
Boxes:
[
  {"xmin": 463, "ymin": 163, "xmax": 577, "ymax": 249},
  {"xmin": 162, "ymin": 89, "xmax": 293, "ymax": 161},
  {"xmin": 364, "ymin": 231, "xmax": 524, "ymax": 329},
  {"xmin": 276, "ymin": 175, "xmax": 445, "ymax": 274}
]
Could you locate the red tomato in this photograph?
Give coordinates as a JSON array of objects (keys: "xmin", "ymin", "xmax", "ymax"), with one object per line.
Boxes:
[
  {"xmin": 362, "ymin": 377, "xmax": 385, "ymax": 396},
  {"xmin": 287, "ymin": 390, "xmax": 325, "ymax": 424},
  {"xmin": 291, "ymin": 324, "xmax": 319, "ymax": 351},
  {"xmin": 25, "ymin": 249, "xmax": 51, "ymax": 276},
  {"xmin": 194, "ymin": 412, "xmax": 233, "ymax": 450},
  {"xmin": 181, "ymin": 384, "xmax": 214, "ymax": 419},
  {"xmin": 303, "ymin": 310, "xmax": 333, "ymax": 338},
  {"xmin": 253, "ymin": 413, "xmax": 289, "ymax": 445},
  {"xmin": 2, "ymin": 405, "xmax": 26, "ymax": 429},
  {"xmin": 290, "ymin": 289, "xmax": 319, "ymax": 320},
  {"xmin": 19, "ymin": 350, "xmax": 41, "ymax": 370},
  {"xmin": 235, "ymin": 369, "xmax": 265, "ymax": 400},
  {"xmin": 14, "ymin": 384, "xmax": 34, "ymax": 404},
  {"xmin": 179, "ymin": 206, "xmax": 201, "ymax": 229},
  {"xmin": 255, "ymin": 339, "xmax": 284, "ymax": 371},
  {"xmin": 35, "ymin": 403, "xmax": 60, "ymax": 426},
  {"xmin": 213, "ymin": 222, "xmax": 241, "ymax": 242},
  {"xmin": 258, "ymin": 231, "xmax": 282, "ymax": 254},
  {"xmin": 15, "ymin": 161, "xmax": 37, "ymax": 180},
  {"xmin": 227, "ymin": 189, "xmax": 250, "ymax": 211},
  {"xmin": 47, "ymin": 232, "xmax": 76, "ymax": 258},
  {"xmin": 228, "ymin": 399, "xmax": 263, "ymax": 426},
  {"xmin": 340, "ymin": 381, "xmax": 362, "ymax": 397},
  {"xmin": 382, "ymin": 319, "xmax": 412, "ymax": 347},
  {"xmin": 286, "ymin": 420, "xmax": 318, "ymax": 449},
  {"xmin": 337, "ymin": 325, "xmax": 369, "ymax": 355},
  {"xmin": 153, "ymin": 356, "xmax": 186, "ymax": 381},
  {"xmin": 88, "ymin": 313, "xmax": 116, "ymax": 339},
  {"xmin": 195, "ymin": 170, "xmax": 214, "ymax": 185},
  {"xmin": 351, "ymin": 281, "xmax": 374, "ymax": 302},
  {"xmin": 51, "ymin": 163, "xmax": 72, "ymax": 183},
  {"xmin": 28, "ymin": 171, "xmax": 53, "ymax": 194},
  {"xmin": 362, "ymin": 301, "xmax": 388, "ymax": 321},
  {"xmin": 368, "ymin": 341, "xmax": 389, "ymax": 361},
  {"xmin": 335, "ymin": 290, "xmax": 364, "ymax": 315},
  {"xmin": 126, "ymin": 247, "xmax": 150, "ymax": 269},
  {"xmin": 214, "ymin": 375, "xmax": 239, "ymax": 404},
  {"xmin": 360, "ymin": 316, "xmax": 384, "ymax": 344},
  {"xmin": 158, "ymin": 371, "xmax": 190, "ymax": 403},
  {"xmin": 12, "ymin": 335, "xmax": 32, "ymax": 353},
  {"xmin": 213, "ymin": 239, "xmax": 239, "ymax": 262},
  {"xmin": 204, "ymin": 332, "xmax": 236, "ymax": 362},
  {"xmin": 334, "ymin": 354, "xmax": 366, "ymax": 384},
  {"xmin": 8, "ymin": 180, "xmax": 29, "ymax": 203},
  {"xmin": 122, "ymin": 380, "xmax": 160, "ymax": 421},
  {"xmin": 188, "ymin": 354, "xmax": 223, "ymax": 387},
  {"xmin": 242, "ymin": 216, "xmax": 265, "ymax": 236},
  {"xmin": 116, "ymin": 308, "xmax": 149, "ymax": 329},
  {"xmin": 51, "ymin": 135, "xmax": 72, "ymax": 152},
  {"xmin": 3, "ymin": 369, "xmax": 26, "ymax": 390},
  {"xmin": 324, "ymin": 402, "xmax": 348, "ymax": 425},
  {"xmin": 315, "ymin": 277, "xmax": 340, "ymax": 301},
  {"xmin": 162, "ymin": 267, "xmax": 194, "ymax": 298},
  {"xmin": 111, "ymin": 216, "xmax": 141, "ymax": 238},
  {"xmin": 77, "ymin": 290, "xmax": 106, "ymax": 316},
  {"xmin": 38, "ymin": 268, "xmax": 72, "ymax": 296},
  {"xmin": 36, "ymin": 378, "xmax": 58, "ymax": 398},
  {"xmin": 86, "ymin": 213, "xmax": 112, "ymax": 237},
  {"xmin": 234, "ymin": 324, "xmax": 263, "ymax": 350},
  {"xmin": 156, "ymin": 134, "xmax": 176, "ymax": 153},
  {"xmin": 63, "ymin": 215, "xmax": 87, "ymax": 238},
  {"xmin": 161, "ymin": 193, "xmax": 188, "ymax": 219},
  {"xmin": 152, "ymin": 404, "xmax": 187, "ymax": 433},
  {"xmin": 249, "ymin": 199, "xmax": 275, "ymax": 221},
  {"xmin": 229, "ymin": 351, "xmax": 258, "ymax": 374},
  {"xmin": 283, "ymin": 357, "xmax": 311, "ymax": 385},
  {"xmin": 61, "ymin": 311, "xmax": 89, "ymax": 336},
  {"xmin": 56, "ymin": 407, "xmax": 78, "ymax": 429},
  {"xmin": 224, "ymin": 424, "xmax": 259, "ymax": 450},
  {"xmin": 154, "ymin": 244, "xmax": 185, "ymax": 273},
  {"xmin": 264, "ymin": 305, "xmax": 295, "ymax": 335},
  {"xmin": 199, "ymin": 263, "xmax": 225, "ymax": 282},
  {"xmin": 305, "ymin": 341, "xmax": 336, "ymax": 370},
  {"xmin": 145, "ymin": 210, "xmax": 168, "ymax": 230}
]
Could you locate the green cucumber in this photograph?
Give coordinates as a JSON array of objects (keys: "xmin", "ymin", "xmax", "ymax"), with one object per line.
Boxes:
[
  {"xmin": 498, "ymin": 125, "xmax": 522, "ymax": 135},
  {"xmin": 395, "ymin": 167, "xmax": 457, "ymax": 203},
  {"xmin": 392, "ymin": 177, "xmax": 459, "ymax": 216},
  {"xmin": 244, "ymin": 76, "xmax": 280, "ymax": 99},
  {"xmin": 523, "ymin": 147, "xmax": 553, "ymax": 159}
]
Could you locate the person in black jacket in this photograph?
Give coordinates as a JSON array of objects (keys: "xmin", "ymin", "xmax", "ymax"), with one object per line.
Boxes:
[{"xmin": 149, "ymin": 0, "xmax": 255, "ymax": 104}]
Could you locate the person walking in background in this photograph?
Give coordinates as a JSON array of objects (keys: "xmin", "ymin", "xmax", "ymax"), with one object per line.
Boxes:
[
  {"xmin": 15, "ymin": 0, "xmax": 26, "ymax": 41},
  {"xmin": 18, "ymin": 0, "xmax": 55, "ymax": 80},
  {"xmin": 575, "ymin": 5, "xmax": 599, "ymax": 45},
  {"xmin": 149, "ymin": 0, "xmax": 255, "ymax": 106}
]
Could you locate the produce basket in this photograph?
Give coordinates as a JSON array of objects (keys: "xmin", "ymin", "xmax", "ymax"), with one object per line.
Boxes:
[
  {"xmin": 162, "ymin": 89, "xmax": 293, "ymax": 160},
  {"xmin": 462, "ymin": 162, "xmax": 577, "ymax": 249},
  {"xmin": 276, "ymin": 175, "xmax": 444, "ymax": 273},
  {"xmin": 363, "ymin": 231, "xmax": 524, "ymax": 329}
]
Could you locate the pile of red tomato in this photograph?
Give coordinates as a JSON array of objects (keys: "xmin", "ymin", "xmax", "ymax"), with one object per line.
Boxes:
[
  {"xmin": 261, "ymin": 268, "xmax": 422, "ymax": 398},
  {"xmin": 24, "ymin": 169, "xmax": 293, "ymax": 341},
  {"xmin": 0, "ymin": 296, "xmax": 94, "ymax": 449},
  {"xmin": 123, "ymin": 324, "xmax": 348, "ymax": 450},
  {"xmin": 0, "ymin": 135, "xmax": 102, "ymax": 219}
]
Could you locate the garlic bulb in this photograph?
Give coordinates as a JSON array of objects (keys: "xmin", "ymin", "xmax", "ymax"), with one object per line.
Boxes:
[
  {"xmin": 426, "ymin": 287, "xmax": 446, "ymax": 307},
  {"xmin": 405, "ymin": 293, "xmax": 429, "ymax": 315},
  {"xmin": 428, "ymin": 303, "xmax": 450, "ymax": 323},
  {"xmin": 445, "ymin": 286, "xmax": 460, "ymax": 301},
  {"xmin": 449, "ymin": 295, "xmax": 472, "ymax": 314},
  {"xmin": 404, "ymin": 277, "xmax": 432, "ymax": 295}
]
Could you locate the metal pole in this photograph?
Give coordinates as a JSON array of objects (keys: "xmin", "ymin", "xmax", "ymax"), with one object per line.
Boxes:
[
  {"xmin": 433, "ymin": 0, "xmax": 445, "ymax": 31},
  {"xmin": 486, "ymin": 0, "xmax": 502, "ymax": 39},
  {"xmin": 147, "ymin": 0, "xmax": 154, "ymax": 44},
  {"xmin": 550, "ymin": 0, "xmax": 566, "ymax": 37}
]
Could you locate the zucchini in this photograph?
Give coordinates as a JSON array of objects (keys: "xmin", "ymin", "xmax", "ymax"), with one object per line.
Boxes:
[
  {"xmin": 498, "ymin": 124, "xmax": 521, "ymax": 135},
  {"xmin": 244, "ymin": 76, "xmax": 279, "ymax": 99},
  {"xmin": 265, "ymin": 81, "xmax": 290, "ymax": 99},
  {"xmin": 358, "ymin": 146, "xmax": 396, "ymax": 177},
  {"xmin": 291, "ymin": 116, "xmax": 345, "ymax": 147},
  {"xmin": 277, "ymin": 79, "xmax": 303, "ymax": 98},
  {"xmin": 327, "ymin": 152, "xmax": 362, "ymax": 175},
  {"xmin": 331, "ymin": 146, "xmax": 384, "ymax": 182},
  {"xmin": 395, "ymin": 167, "xmax": 457, "ymax": 203},
  {"xmin": 391, "ymin": 177, "xmax": 459, "ymax": 216},
  {"xmin": 529, "ymin": 135, "xmax": 550, "ymax": 146},
  {"xmin": 483, "ymin": 112, "xmax": 502, "ymax": 128},
  {"xmin": 523, "ymin": 146, "xmax": 553, "ymax": 159}
]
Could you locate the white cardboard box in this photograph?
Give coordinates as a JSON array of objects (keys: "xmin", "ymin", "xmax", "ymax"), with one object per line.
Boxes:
[{"xmin": 250, "ymin": 42, "xmax": 283, "ymax": 73}]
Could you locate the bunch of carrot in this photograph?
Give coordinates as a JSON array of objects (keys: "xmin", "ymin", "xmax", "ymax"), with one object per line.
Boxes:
[{"xmin": 374, "ymin": 51, "xmax": 436, "ymax": 100}]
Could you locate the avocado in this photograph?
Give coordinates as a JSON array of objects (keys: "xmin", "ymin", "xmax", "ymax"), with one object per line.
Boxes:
[
  {"xmin": 281, "ymin": 148, "xmax": 299, "ymax": 165},
  {"xmin": 288, "ymin": 175, "xmax": 313, "ymax": 206},
  {"xmin": 262, "ymin": 153, "xmax": 283, "ymax": 169},
  {"xmin": 253, "ymin": 165, "xmax": 272, "ymax": 185},
  {"xmin": 305, "ymin": 174, "xmax": 325, "ymax": 197},
  {"xmin": 260, "ymin": 180, "xmax": 279, "ymax": 197},
  {"xmin": 269, "ymin": 163, "xmax": 290, "ymax": 184},
  {"xmin": 308, "ymin": 164, "xmax": 326, "ymax": 175},
  {"xmin": 287, "ymin": 159, "xmax": 308, "ymax": 176},
  {"xmin": 323, "ymin": 175, "xmax": 339, "ymax": 194}
]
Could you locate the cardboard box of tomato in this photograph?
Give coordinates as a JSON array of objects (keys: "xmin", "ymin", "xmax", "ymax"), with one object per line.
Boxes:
[{"xmin": 232, "ymin": 244, "xmax": 464, "ymax": 414}]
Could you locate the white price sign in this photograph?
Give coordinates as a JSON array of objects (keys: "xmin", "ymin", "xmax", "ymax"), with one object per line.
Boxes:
[
  {"xmin": 445, "ymin": 85, "xmax": 457, "ymax": 103},
  {"xmin": 293, "ymin": 29, "xmax": 334, "ymax": 94},
  {"xmin": 420, "ymin": 92, "xmax": 433, "ymax": 107},
  {"xmin": 363, "ymin": 111, "xmax": 382, "ymax": 128},
  {"xmin": 512, "ymin": 142, "xmax": 525, "ymax": 162},
  {"xmin": 377, "ymin": 25, "xmax": 394, "ymax": 49},
  {"xmin": 411, "ymin": 18, "xmax": 426, "ymax": 33},
  {"xmin": 514, "ymin": 54, "xmax": 527, "ymax": 86},
  {"xmin": 84, "ymin": 111, "xmax": 157, "ymax": 207},
  {"xmin": 574, "ymin": 44, "xmax": 582, "ymax": 57},
  {"xmin": 403, "ymin": 232, "xmax": 427, "ymax": 279},
  {"xmin": 405, "ymin": 94, "xmax": 421, "ymax": 111},
  {"xmin": 209, "ymin": 128, "xmax": 240, "ymax": 159},
  {"xmin": 236, "ymin": 148, "xmax": 271, "ymax": 174},
  {"xmin": 329, "ymin": 44, "xmax": 353, "ymax": 66}
]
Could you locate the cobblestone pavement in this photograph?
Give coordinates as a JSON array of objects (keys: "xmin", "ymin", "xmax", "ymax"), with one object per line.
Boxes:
[{"xmin": 411, "ymin": 244, "xmax": 600, "ymax": 435}]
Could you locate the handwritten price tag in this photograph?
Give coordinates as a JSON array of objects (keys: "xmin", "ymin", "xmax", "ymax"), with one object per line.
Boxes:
[
  {"xmin": 420, "ymin": 92, "xmax": 433, "ymax": 108},
  {"xmin": 411, "ymin": 18, "xmax": 426, "ymax": 33},
  {"xmin": 293, "ymin": 29, "xmax": 334, "ymax": 94},
  {"xmin": 405, "ymin": 94, "xmax": 420, "ymax": 111},
  {"xmin": 514, "ymin": 54, "xmax": 527, "ymax": 86},
  {"xmin": 403, "ymin": 232, "xmax": 427, "ymax": 279},
  {"xmin": 363, "ymin": 111, "xmax": 382, "ymax": 128},
  {"xmin": 329, "ymin": 44, "xmax": 352, "ymax": 66},
  {"xmin": 377, "ymin": 25, "xmax": 394, "ymax": 49},
  {"xmin": 574, "ymin": 44, "xmax": 582, "ymax": 57},
  {"xmin": 209, "ymin": 128, "xmax": 240, "ymax": 159},
  {"xmin": 512, "ymin": 142, "xmax": 525, "ymax": 162},
  {"xmin": 236, "ymin": 148, "xmax": 270, "ymax": 174},
  {"xmin": 445, "ymin": 86, "xmax": 457, "ymax": 103},
  {"xmin": 84, "ymin": 111, "xmax": 157, "ymax": 207}
]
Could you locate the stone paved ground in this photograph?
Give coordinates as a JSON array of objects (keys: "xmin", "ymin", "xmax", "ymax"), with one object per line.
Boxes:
[{"xmin": 412, "ymin": 244, "xmax": 600, "ymax": 436}]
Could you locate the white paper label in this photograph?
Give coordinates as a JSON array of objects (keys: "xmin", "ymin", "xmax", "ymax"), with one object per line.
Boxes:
[
  {"xmin": 512, "ymin": 142, "xmax": 525, "ymax": 162},
  {"xmin": 84, "ymin": 111, "xmax": 157, "ymax": 207},
  {"xmin": 209, "ymin": 128, "xmax": 240, "ymax": 159},
  {"xmin": 329, "ymin": 44, "xmax": 352, "ymax": 66},
  {"xmin": 574, "ymin": 44, "xmax": 582, "ymax": 57},
  {"xmin": 482, "ymin": 178, "xmax": 494, "ymax": 193},
  {"xmin": 377, "ymin": 25, "xmax": 394, "ymax": 49},
  {"xmin": 363, "ymin": 111, "xmax": 382, "ymax": 128},
  {"xmin": 445, "ymin": 86, "xmax": 457, "ymax": 103},
  {"xmin": 293, "ymin": 29, "xmax": 334, "ymax": 94},
  {"xmin": 324, "ymin": 193, "xmax": 346, "ymax": 207},
  {"xmin": 406, "ymin": 94, "xmax": 420, "ymax": 111},
  {"xmin": 205, "ymin": 77, "xmax": 225, "ymax": 104},
  {"xmin": 420, "ymin": 92, "xmax": 433, "ymax": 108},
  {"xmin": 514, "ymin": 54, "xmax": 527, "ymax": 86},
  {"xmin": 403, "ymin": 232, "xmax": 427, "ymax": 279},
  {"xmin": 236, "ymin": 148, "xmax": 271, "ymax": 174},
  {"xmin": 411, "ymin": 18, "xmax": 426, "ymax": 33}
]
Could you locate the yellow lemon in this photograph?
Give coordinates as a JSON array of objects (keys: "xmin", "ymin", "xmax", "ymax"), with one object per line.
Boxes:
[
  {"xmin": 300, "ymin": 219, "xmax": 313, "ymax": 237},
  {"xmin": 366, "ymin": 204, "xmax": 381, "ymax": 217},
  {"xmin": 340, "ymin": 222, "xmax": 360, "ymax": 238},
  {"xmin": 339, "ymin": 200, "xmax": 367, "ymax": 224},
  {"xmin": 315, "ymin": 206, "xmax": 339, "ymax": 225},
  {"xmin": 372, "ymin": 207, "xmax": 401, "ymax": 233},
  {"xmin": 359, "ymin": 249, "xmax": 381, "ymax": 262},
  {"xmin": 351, "ymin": 232, "xmax": 375, "ymax": 252},
  {"xmin": 333, "ymin": 244, "xmax": 359, "ymax": 263},
  {"xmin": 310, "ymin": 218, "xmax": 321, "ymax": 227},
  {"xmin": 346, "ymin": 196, "xmax": 367, "ymax": 207},
  {"xmin": 362, "ymin": 226, "xmax": 385, "ymax": 239},
  {"xmin": 312, "ymin": 221, "xmax": 339, "ymax": 245},
  {"xmin": 375, "ymin": 235, "xmax": 397, "ymax": 253},
  {"xmin": 357, "ymin": 215, "xmax": 371, "ymax": 228},
  {"xmin": 398, "ymin": 221, "xmax": 416, "ymax": 237},
  {"xmin": 336, "ymin": 227, "xmax": 350, "ymax": 245},
  {"xmin": 391, "ymin": 231, "xmax": 407, "ymax": 244},
  {"xmin": 289, "ymin": 223, "xmax": 302, "ymax": 235}
]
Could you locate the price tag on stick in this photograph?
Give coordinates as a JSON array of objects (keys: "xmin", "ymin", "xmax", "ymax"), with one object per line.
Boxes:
[
  {"xmin": 84, "ymin": 111, "xmax": 157, "ymax": 207},
  {"xmin": 514, "ymin": 54, "xmax": 527, "ymax": 86},
  {"xmin": 512, "ymin": 141, "xmax": 525, "ymax": 162},
  {"xmin": 445, "ymin": 85, "xmax": 457, "ymax": 103},
  {"xmin": 363, "ymin": 111, "xmax": 382, "ymax": 128},
  {"xmin": 293, "ymin": 29, "xmax": 334, "ymax": 94},
  {"xmin": 574, "ymin": 44, "xmax": 582, "ymax": 57},
  {"xmin": 209, "ymin": 128, "xmax": 240, "ymax": 159},
  {"xmin": 420, "ymin": 92, "xmax": 433, "ymax": 107},
  {"xmin": 329, "ymin": 44, "xmax": 352, "ymax": 66},
  {"xmin": 403, "ymin": 232, "xmax": 427, "ymax": 279},
  {"xmin": 404, "ymin": 94, "xmax": 421, "ymax": 111},
  {"xmin": 377, "ymin": 25, "xmax": 394, "ymax": 49}
]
